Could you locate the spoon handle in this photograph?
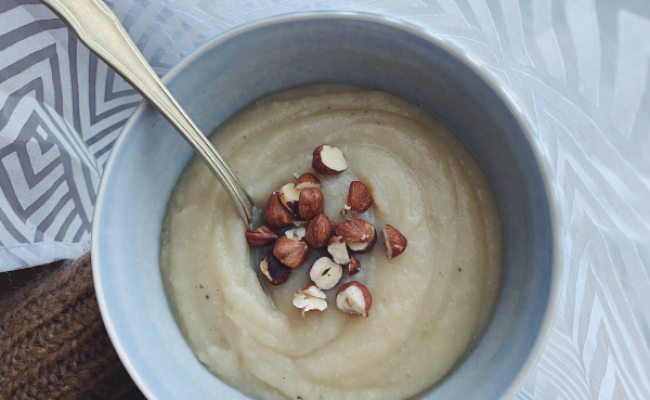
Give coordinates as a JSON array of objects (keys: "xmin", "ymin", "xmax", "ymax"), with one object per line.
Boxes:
[{"xmin": 41, "ymin": 0, "xmax": 255, "ymax": 224}]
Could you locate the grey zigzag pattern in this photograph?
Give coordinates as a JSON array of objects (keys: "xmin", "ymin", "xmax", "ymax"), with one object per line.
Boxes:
[
  {"xmin": 1, "ymin": 0, "xmax": 649, "ymax": 399},
  {"xmin": 0, "ymin": 0, "xmax": 140, "ymax": 269}
]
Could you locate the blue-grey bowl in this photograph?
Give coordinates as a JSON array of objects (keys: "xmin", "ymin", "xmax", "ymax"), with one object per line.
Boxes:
[{"xmin": 92, "ymin": 12, "xmax": 561, "ymax": 400}]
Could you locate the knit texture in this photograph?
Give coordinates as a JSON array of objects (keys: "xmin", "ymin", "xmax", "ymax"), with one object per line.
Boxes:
[{"xmin": 0, "ymin": 254, "xmax": 143, "ymax": 400}]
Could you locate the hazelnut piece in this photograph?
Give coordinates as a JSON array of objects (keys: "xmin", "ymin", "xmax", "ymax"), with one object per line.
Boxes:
[
  {"xmin": 327, "ymin": 235, "xmax": 350, "ymax": 265},
  {"xmin": 383, "ymin": 224, "xmax": 408, "ymax": 258},
  {"xmin": 264, "ymin": 192, "xmax": 295, "ymax": 229},
  {"xmin": 294, "ymin": 173, "xmax": 321, "ymax": 190},
  {"xmin": 259, "ymin": 251, "xmax": 291, "ymax": 285},
  {"xmin": 293, "ymin": 285, "xmax": 328, "ymax": 315},
  {"xmin": 347, "ymin": 181, "xmax": 373, "ymax": 214},
  {"xmin": 279, "ymin": 182, "xmax": 301, "ymax": 215},
  {"xmin": 336, "ymin": 282, "xmax": 372, "ymax": 317},
  {"xmin": 298, "ymin": 188, "xmax": 324, "ymax": 220},
  {"xmin": 304, "ymin": 214, "xmax": 337, "ymax": 248},
  {"xmin": 285, "ymin": 226, "xmax": 306, "ymax": 240},
  {"xmin": 273, "ymin": 236, "xmax": 309, "ymax": 268},
  {"xmin": 337, "ymin": 218, "xmax": 374, "ymax": 243},
  {"xmin": 245, "ymin": 225, "xmax": 279, "ymax": 247},
  {"xmin": 337, "ymin": 218, "xmax": 377, "ymax": 253},
  {"xmin": 309, "ymin": 257, "xmax": 343, "ymax": 290},
  {"xmin": 348, "ymin": 255, "xmax": 361, "ymax": 276},
  {"xmin": 346, "ymin": 234, "xmax": 377, "ymax": 254},
  {"xmin": 312, "ymin": 145, "xmax": 347, "ymax": 175}
]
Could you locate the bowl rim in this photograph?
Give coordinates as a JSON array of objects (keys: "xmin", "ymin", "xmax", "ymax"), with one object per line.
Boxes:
[{"xmin": 92, "ymin": 10, "xmax": 562, "ymax": 400}]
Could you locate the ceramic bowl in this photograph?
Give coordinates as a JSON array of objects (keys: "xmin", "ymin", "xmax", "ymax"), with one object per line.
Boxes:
[{"xmin": 92, "ymin": 12, "xmax": 560, "ymax": 400}]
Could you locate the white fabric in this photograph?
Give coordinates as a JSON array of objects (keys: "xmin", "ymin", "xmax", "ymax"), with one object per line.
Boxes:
[{"xmin": 0, "ymin": 0, "xmax": 648, "ymax": 398}]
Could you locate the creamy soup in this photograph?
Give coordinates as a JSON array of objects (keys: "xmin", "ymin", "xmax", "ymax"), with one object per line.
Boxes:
[{"xmin": 160, "ymin": 84, "xmax": 504, "ymax": 400}]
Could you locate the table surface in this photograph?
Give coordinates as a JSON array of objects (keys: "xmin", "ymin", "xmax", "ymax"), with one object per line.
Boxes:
[{"xmin": 0, "ymin": 0, "xmax": 649, "ymax": 399}]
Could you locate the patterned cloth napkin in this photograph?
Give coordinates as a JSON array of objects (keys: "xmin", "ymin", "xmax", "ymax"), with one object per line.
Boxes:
[{"xmin": 1, "ymin": 0, "xmax": 649, "ymax": 398}]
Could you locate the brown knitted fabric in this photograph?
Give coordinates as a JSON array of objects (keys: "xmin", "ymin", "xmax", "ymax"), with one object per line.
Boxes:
[{"xmin": 0, "ymin": 253, "xmax": 144, "ymax": 400}]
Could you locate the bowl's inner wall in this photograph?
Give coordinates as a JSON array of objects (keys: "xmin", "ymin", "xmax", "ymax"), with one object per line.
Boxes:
[{"xmin": 95, "ymin": 16, "xmax": 553, "ymax": 400}]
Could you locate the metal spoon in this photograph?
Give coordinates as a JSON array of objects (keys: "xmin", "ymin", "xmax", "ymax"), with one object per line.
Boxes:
[{"xmin": 41, "ymin": 0, "xmax": 255, "ymax": 224}]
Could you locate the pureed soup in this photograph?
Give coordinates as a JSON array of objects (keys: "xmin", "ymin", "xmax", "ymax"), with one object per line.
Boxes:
[{"xmin": 160, "ymin": 83, "xmax": 504, "ymax": 400}]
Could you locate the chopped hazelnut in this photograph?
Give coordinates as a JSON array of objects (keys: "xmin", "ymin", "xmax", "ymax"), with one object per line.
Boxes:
[
  {"xmin": 273, "ymin": 236, "xmax": 309, "ymax": 268},
  {"xmin": 260, "ymin": 251, "xmax": 291, "ymax": 285},
  {"xmin": 264, "ymin": 192, "xmax": 295, "ymax": 229},
  {"xmin": 382, "ymin": 224, "xmax": 408, "ymax": 258},
  {"xmin": 285, "ymin": 227, "xmax": 306, "ymax": 240},
  {"xmin": 304, "ymin": 214, "xmax": 337, "ymax": 248},
  {"xmin": 327, "ymin": 235, "xmax": 350, "ymax": 265},
  {"xmin": 347, "ymin": 181, "xmax": 373, "ymax": 214},
  {"xmin": 279, "ymin": 182, "xmax": 301, "ymax": 215},
  {"xmin": 346, "ymin": 234, "xmax": 377, "ymax": 254},
  {"xmin": 293, "ymin": 285, "xmax": 328, "ymax": 315},
  {"xmin": 336, "ymin": 282, "xmax": 372, "ymax": 317},
  {"xmin": 245, "ymin": 225, "xmax": 280, "ymax": 247},
  {"xmin": 312, "ymin": 145, "xmax": 347, "ymax": 175},
  {"xmin": 348, "ymin": 255, "xmax": 361, "ymax": 276},
  {"xmin": 309, "ymin": 257, "xmax": 343, "ymax": 290},
  {"xmin": 337, "ymin": 218, "xmax": 377, "ymax": 253},
  {"xmin": 294, "ymin": 173, "xmax": 321, "ymax": 190},
  {"xmin": 298, "ymin": 188, "xmax": 324, "ymax": 220}
]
